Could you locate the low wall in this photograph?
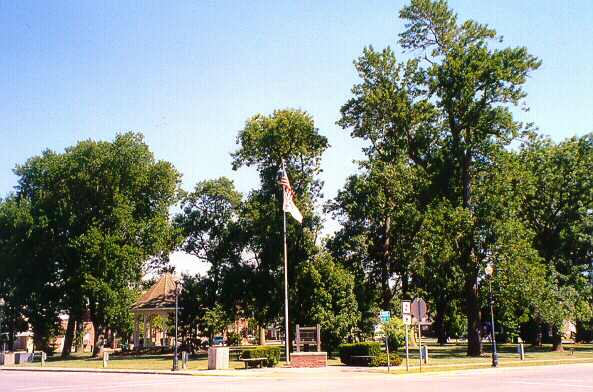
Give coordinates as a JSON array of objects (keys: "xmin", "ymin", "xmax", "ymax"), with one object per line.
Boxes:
[{"xmin": 290, "ymin": 352, "xmax": 327, "ymax": 368}]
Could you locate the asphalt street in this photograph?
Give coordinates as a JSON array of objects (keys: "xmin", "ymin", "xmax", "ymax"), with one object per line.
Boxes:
[{"xmin": 1, "ymin": 363, "xmax": 592, "ymax": 392}]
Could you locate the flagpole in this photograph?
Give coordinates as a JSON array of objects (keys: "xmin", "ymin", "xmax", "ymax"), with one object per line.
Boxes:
[
  {"xmin": 281, "ymin": 160, "xmax": 290, "ymax": 365},
  {"xmin": 283, "ymin": 208, "xmax": 290, "ymax": 365}
]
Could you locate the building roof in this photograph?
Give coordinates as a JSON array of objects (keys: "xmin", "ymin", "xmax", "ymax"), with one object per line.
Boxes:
[{"xmin": 131, "ymin": 273, "xmax": 178, "ymax": 312}]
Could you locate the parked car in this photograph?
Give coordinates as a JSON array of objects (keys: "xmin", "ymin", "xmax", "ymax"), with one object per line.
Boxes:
[{"xmin": 212, "ymin": 336, "xmax": 226, "ymax": 346}]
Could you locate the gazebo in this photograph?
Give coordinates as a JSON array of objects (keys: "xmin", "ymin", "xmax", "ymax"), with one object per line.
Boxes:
[{"xmin": 130, "ymin": 273, "xmax": 178, "ymax": 349}]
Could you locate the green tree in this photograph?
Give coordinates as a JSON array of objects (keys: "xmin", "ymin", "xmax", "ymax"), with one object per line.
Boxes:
[
  {"xmin": 203, "ymin": 304, "xmax": 230, "ymax": 341},
  {"xmin": 518, "ymin": 134, "xmax": 593, "ymax": 350},
  {"xmin": 230, "ymin": 109, "xmax": 329, "ymax": 330},
  {"xmin": 175, "ymin": 177, "xmax": 244, "ymax": 315},
  {"xmin": 339, "ymin": 0, "xmax": 541, "ymax": 355},
  {"xmin": 0, "ymin": 196, "xmax": 61, "ymax": 352},
  {"xmin": 294, "ymin": 252, "xmax": 360, "ymax": 352},
  {"xmin": 13, "ymin": 132, "xmax": 181, "ymax": 356}
]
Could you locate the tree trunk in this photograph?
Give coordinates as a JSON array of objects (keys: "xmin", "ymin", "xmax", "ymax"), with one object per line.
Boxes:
[
  {"xmin": 465, "ymin": 272, "xmax": 482, "ymax": 356},
  {"xmin": 460, "ymin": 146, "xmax": 482, "ymax": 356},
  {"xmin": 435, "ymin": 299, "xmax": 449, "ymax": 345},
  {"xmin": 75, "ymin": 320, "xmax": 84, "ymax": 353},
  {"xmin": 61, "ymin": 315, "xmax": 76, "ymax": 358},
  {"xmin": 92, "ymin": 324, "xmax": 104, "ymax": 357},
  {"xmin": 551, "ymin": 326, "xmax": 564, "ymax": 352}
]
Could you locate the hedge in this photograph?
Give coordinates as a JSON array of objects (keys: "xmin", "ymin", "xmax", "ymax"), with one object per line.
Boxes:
[
  {"xmin": 240, "ymin": 346, "xmax": 281, "ymax": 367},
  {"xmin": 369, "ymin": 353, "xmax": 402, "ymax": 367},
  {"xmin": 338, "ymin": 342, "xmax": 381, "ymax": 366}
]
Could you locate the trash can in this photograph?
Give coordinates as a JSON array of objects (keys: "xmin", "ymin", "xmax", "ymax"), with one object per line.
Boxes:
[
  {"xmin": 208, "ymin": 347, "xmax": 229, "ymax": 370},
  {"xmin": 0, "ymin": 352, "xmax": 15, "ymax": 366}
]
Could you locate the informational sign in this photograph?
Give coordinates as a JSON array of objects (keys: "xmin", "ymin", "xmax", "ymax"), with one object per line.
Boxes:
[
  {"xmin": 402, "ymin": 300, "xmax": 411, "ymax": 315},
  {"xmin": 403, "ymin": 314, "xmax": 412, "ymax": 325},
  {"xmin": 379, "ymin": 310, "xmax": 391, "ymax": 323}
]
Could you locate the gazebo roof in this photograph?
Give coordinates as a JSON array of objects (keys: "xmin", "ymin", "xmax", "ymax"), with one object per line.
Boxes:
[{"xmin": 131, "ymin": 273, "xmax": 178, "ymax": 312}]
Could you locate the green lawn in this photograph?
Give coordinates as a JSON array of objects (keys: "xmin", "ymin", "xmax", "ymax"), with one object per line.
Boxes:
[
  {"xmin": 21, "ymin": 352, "xmax": 246, "ymax": 371},
  {"xmin": 372, "ymin": 342, "xmax": 593, "ymax": 374},
  {"xmin": 15, "ymin": 342, "xmax": 593, "ymax": 372}
]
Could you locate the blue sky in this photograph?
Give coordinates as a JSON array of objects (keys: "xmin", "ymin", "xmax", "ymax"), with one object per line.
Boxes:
[{"xmin": 1, "ymin": 1, "xmax": 592, "ymax": 273}]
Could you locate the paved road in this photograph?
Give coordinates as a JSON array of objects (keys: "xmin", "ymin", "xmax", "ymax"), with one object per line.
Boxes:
[{"xmin": 2, "ymin": 364, "xmax": 592, "ymax": 392}]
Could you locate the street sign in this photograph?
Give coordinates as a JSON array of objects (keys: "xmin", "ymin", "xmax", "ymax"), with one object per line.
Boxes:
[
  {"xmin": 379, "ymin": 310, "xmax": 391, "ymax": 323},
  {"xmin": 411, "ymin": 298, "xmax": 427, "ymax": 323},
  {"xmin": 403, "ymin": 314, "xmax": 412, "ymax": 325},
  {"xmin": 402, "ymin": 300, "xmax": 411, "ymax": 315}
]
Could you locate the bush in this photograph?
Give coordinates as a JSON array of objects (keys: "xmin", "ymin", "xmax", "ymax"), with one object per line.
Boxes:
[
  {"xmin": 227, "ymin": 331, "xmax": 241, "ymax": 346},
  {"xmin": 382, "ymin": 318, "xmax": 405, "ymax": 350},
  {"xmin": 369, "ymin": 353, "xmax": 402, "ymax": 367},
  {"xmin": 240, "ymin": 346, "xmax": 281, "ymax": 367},
  {"xmin": 338, "ymin": 342, "xmax": 381, "ymax": 365}
]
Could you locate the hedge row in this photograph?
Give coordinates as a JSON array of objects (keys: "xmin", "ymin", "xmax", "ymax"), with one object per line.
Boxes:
[
  {"xmin": 240, "ymin": 345, "xmax": 281, "ymax": 367},
  {"xmin": 369, "ymin": 353, "xmax": 402, "ymax": 367},
  {"xmin": 338, "ymin": 342, "xmax": 401, "ymax": 367},
  {"xmin": 338, "ymin": 342, "xmax": 381, "ymax": 366}
]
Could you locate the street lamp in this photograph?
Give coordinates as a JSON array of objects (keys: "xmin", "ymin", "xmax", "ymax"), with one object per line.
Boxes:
[
  {"xmin": 484, "ymin": 263, "xmax": 498, "ymax": 367},
  {"xmin": 172, "ymin": 279, "xmax": 181, "ymax": 371},
  {"xmin": 0, "ymin": 298, "xmax": 6, "ymax": 354}
]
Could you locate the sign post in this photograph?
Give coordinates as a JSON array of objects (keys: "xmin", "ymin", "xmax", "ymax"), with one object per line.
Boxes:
[
  {"xmin": 402, "ymin": 301, "xmax": 411, "ymax": 372},
  {"xmin": 379, "ymin": 310, "xmax": 391, "ymax": 373}
]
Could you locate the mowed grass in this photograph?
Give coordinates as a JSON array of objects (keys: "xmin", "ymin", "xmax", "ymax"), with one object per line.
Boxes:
[
  {"xmin": 20, "ymin": 352, "xmax": 245, "ymax": 371},
  {"xmin": 17, "ymin": 342, "xmax": 593, "ymax": 372},
  {"xmin": 370, "ymin": 341, "xmax": 593, "ymax": 374}
]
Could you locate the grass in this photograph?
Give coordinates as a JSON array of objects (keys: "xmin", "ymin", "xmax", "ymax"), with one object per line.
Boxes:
[
  {"xmin": 366, "ymin": 341, "xmax": 593, "ymax": 374},
  {"xmin": 20, "ymin": 351, "xmax": 246, "ymax": 371},
  {"xmin": 14, "ymin": 342, "xmax": 593, "ymax": 373}
]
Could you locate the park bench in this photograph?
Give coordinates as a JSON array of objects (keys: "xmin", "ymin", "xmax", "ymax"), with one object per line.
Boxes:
[
  {"xmin": 239, "ymin": 357, "xmax": 267, "ymax": 369},
  {"xmin": 350, "ymin": 355, "xmax": 375, "ymax": 366}
]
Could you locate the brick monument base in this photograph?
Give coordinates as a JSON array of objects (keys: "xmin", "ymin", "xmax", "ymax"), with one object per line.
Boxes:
[{"xmin": 290, "ymin": 352, "xmax": 327, "ymax": 368}]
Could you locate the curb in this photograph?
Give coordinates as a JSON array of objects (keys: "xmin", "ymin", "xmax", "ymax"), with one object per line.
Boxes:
[
  {"xmin": 2, "ymin": 358, "xmax": 592, "ymax": 378},
  {"xmin": 0, "ymin": 367, "xmax": 196, "ymax": 376}
]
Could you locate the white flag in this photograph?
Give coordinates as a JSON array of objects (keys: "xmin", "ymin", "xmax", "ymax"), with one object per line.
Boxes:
[{"xmin": 279, "ymin": 169, "xmax": 303, "ymax": 223}]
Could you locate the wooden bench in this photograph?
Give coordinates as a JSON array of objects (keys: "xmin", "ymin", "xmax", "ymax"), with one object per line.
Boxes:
[
  {"xmin": 350, "ymin": 355, "xmax": 375, "ymax": 366},
  {"xmin": 239, "ymin": 357, "xmax": 267, "ymax": 369}
]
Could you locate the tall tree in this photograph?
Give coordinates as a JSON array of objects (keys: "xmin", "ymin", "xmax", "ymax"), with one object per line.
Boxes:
[
  {"xmin": 13, "ymin": 132, "xmax": 181, "ymax": 356},
  {"xmin": 230, "ymin": 109, "xmax": 329, "ymax": 330},
  {"xmin": 339, "ymin": 0, "xmax": 541, "ymax": 355},
  {"xmin": 519, "ymin": 134, "xmax": 593, "ymax": 350},
  {"xmin": 175, "ymin": 177, "xmax": 243, "ymax": 313},
  {"xmin": 294, "ymin": 252, "xmax": 360, "ymax": 352}
]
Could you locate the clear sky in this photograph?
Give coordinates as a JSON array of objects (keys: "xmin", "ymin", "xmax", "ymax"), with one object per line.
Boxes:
[{"xmin": 1, "ymin": 1, "xmax": 592, "ymax": 274}]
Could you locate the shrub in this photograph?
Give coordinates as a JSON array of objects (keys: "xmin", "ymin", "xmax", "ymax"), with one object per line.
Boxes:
[
  {"xmin": 240, "ymin": 345, "xmax": 281, "ymax": 367},
  {"xmin": 227, "ymin": 331, "xmax": 241, "ymax": 346},
  {"xmin": 382, "ymin": 318, "xmax": 406, "ymax": 350},
  {"xmin": 338, "ymin": 342, "xmax": 381, "ymax": 365},
  {"xmin": 369, "ymin": 353, "xmax": 402, "ymax": 367}
]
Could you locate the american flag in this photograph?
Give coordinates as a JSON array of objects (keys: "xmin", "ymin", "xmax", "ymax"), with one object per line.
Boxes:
[{"xmin": 279, "ymin": 167, "xmax": 303, "ymax": 224}]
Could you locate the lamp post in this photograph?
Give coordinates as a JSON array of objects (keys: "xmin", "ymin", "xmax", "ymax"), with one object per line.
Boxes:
[
  {"xmin": 0, "ymin": 298, "xmax": 5, "ymax": 354},
  {"xmin": 172, "ymin": 280, "xmax": 180, "ymax": 371},
  {"xmin": 484, "ymin": 263, "xmax": 498, "ymax": 367}
]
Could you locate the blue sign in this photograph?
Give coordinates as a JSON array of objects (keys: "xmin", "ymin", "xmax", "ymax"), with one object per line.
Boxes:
[{"xmin": 380, "ymin": 310, "xmax": 391, "ymax": 323}]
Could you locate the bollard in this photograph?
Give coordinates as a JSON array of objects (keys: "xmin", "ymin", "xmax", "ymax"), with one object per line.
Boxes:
[
  {"xmin": 41, "ymin": 352, "xmax": 46, "ymax": 367},
  {"xmin": 518, "ymin": 343, "xmax": 524, "ymax": 360},
  {"xmin": 181, "ymin": 351, "xmax": 188, "ymax": 370},
  {"xmin": 103, "ymin": 351, "xmax": 109, "ymax": 368}
]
